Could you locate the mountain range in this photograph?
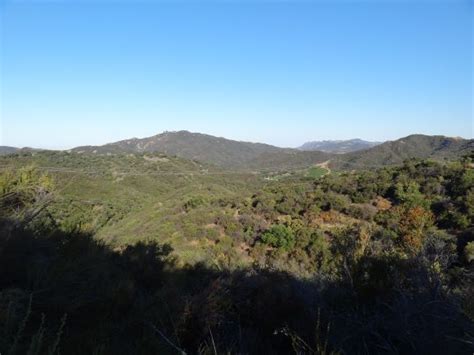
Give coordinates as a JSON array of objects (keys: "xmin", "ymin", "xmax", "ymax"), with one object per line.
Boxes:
[
  {"xmin": 71, "ymin": 131, "xmax": 473, "ymax": 170},
  {"xmin": 2, "ymin": 132, "xmax": 472, "ymax": 171}
]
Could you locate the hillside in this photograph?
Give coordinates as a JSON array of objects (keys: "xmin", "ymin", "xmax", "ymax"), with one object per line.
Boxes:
[
  {"xmin": 72, "ymin": 130, "xmax": 297, "ymax": 168},
  {"xmin": 0, "ymin": 151, "xmax": 264, "ymax": 253},
  {"xmin": 244, "ymin": 150, "xmax": 332, "ymax": 171},
  {"xmin": 332, "ymin": 134, "xmax": 473, "ymax": 169},
  {"xmin": 0, "ymin": 150, "xmax": 211, "ymax": 175},
  {"xmin": 299, "ymin": 139, "xmax": 381, "ymax": 153},
  {"xmin": 1, "ymin": 154, "xmax": 473, "ymax": 354}
]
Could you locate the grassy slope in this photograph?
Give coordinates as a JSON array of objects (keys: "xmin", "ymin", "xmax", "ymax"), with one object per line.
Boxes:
[{"xmin": 306, "ymin": 166, "xmax": 329, "ymax": 178}]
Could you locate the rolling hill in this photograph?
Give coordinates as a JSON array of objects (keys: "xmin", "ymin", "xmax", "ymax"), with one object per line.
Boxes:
[
  {"xmin": 72, "ymin": 130, "xmax": 294, "ymax": 168},
  {"xmin": 6, "ymin": 132, "xmax": 470, "ymax": 172},
  {"xmin": 0, "ymin": 150, "xmax": 264, "ymax": 259},
  {"xmin": 71, "ymin": 130, "xmax": 334, "ymax": 170},
  {"xmin": 298, "ymin": 139, "xmax": 381, "ymax": 153},
  {"xmin": 72, "ymin": 131, "xmax": 472, "ymax": 171},
  {"xmin": 332, "ymin": 134, "xmax": 473, "ymax": 169}
]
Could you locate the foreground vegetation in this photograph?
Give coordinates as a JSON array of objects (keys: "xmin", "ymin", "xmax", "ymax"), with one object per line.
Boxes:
[{"xmin": 0, "ymin": 151, "xmax": 473, "ymax": 354}]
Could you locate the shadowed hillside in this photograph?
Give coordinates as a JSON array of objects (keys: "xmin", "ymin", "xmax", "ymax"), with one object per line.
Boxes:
[{"xmin": 1, "ymin": 218, "xmax": 473, "ymax": 354}]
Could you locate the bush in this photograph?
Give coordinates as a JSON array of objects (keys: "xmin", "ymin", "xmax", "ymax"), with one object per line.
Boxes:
[
  {"xmin": 261, "ymin": 225, "xmax": 295, "ymax": 250},
  {"xmin": 183, "ymin": 196, "xmax": 207, "ymax": 211},
  {"xmin": 344, "ymin": 204, "xmax": 377, "ymax": 221},
  {"xmin": 464, "ymin": 242, "xmax": 474, "ymax": 263}
]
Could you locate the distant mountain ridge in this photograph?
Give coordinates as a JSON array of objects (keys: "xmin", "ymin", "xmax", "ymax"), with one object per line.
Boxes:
[
  {"xmin": 0, "ymin": 146, "xmax": 41, "ymax": 155},
  {"xmin": 72, "ymin": 130, "xmax": 338, "ymax": 170},
  {"xmin": 5, "ymin": 132, "xmax": 471, "ymax": 171},
  {"xmin": 72, "ymin": 131, "xmax": 472, "ymax": 170},
  {"xmin": 0, "ymin": 146, "xmax": 19, "ymax": 155},
  {"xmin": 71, "ymin": 130, "xmax": 298, "ymax": 168},
  {"xmin": 299, "ymin": 139, "xmax": 381, "ymax": 153}
]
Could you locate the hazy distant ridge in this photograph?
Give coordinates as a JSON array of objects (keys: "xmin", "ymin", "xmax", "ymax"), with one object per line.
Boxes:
[
  {"xmin": 0, "ymin": 146, "xmax": 41, "ymax": 155},
  {"xmin": 5, "ymin": 132, "xmax": 471, "ymax": 171},
  {"xmin": 71, "ymin": 132, "xmax": 472, "ymax": 170},
  {"xmin": 298, "ymin": 139, "xmax": 381, "ymax": 153},
  {"xmin": 0, "ymin": 147, "xmax": 19, "ymax": 155}
]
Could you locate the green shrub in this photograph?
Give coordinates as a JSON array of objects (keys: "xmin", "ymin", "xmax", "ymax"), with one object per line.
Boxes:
[
  {"xmin": 464, "ymin": 242, "xmax": 474, "ymax": 263},
  {"xmin": 183, "ymin": 196, "xmax": 207, "ymax": 211},
  {"xmin": 261, "ymin": 225, "xmax": 295, "ymax": 250}
]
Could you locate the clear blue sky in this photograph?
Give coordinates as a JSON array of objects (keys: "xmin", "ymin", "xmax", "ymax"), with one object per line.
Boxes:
[{"xmin": 0, "ymin": 0, "xmax": 472, "ymax": 149}]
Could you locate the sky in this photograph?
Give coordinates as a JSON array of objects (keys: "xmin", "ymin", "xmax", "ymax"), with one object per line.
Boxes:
[{"xmin": 0, "ymin": 0, "xmax": 472, "ymax": 149}]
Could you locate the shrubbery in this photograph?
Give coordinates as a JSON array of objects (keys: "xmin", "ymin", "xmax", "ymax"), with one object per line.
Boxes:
[
  {"xmin": 261, "ymin": 225, "xmax": 295, "ymax": 250},
  {"xmin": 1, "ymin": 157, "xmax": 473, "ymax": 354}
]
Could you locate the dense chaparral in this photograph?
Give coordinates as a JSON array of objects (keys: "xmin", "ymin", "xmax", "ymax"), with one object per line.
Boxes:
[{"xmin": 0, "ymin": 135, "xmax": 473, "ymax": 354}]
